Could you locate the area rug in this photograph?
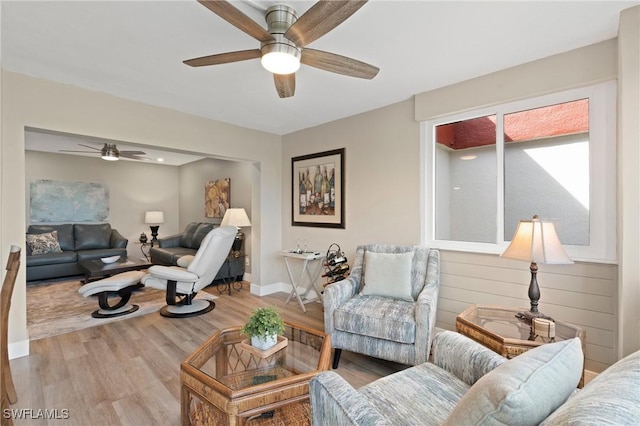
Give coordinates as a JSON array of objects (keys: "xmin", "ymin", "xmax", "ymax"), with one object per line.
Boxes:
[{"xmin": 27, "ymin": 277, "xmax": 217, "ymax": 340}]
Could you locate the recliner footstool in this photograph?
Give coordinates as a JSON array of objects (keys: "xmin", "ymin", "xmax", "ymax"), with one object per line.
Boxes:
[{"xmin": 78, "ymin": 270, "xmax": 146, "ymax": 318}]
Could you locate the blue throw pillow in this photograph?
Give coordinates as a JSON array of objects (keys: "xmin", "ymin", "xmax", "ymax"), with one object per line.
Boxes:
[{"xmin": 445, "ymin": 337, "xmax": 583, "ymax": 426}]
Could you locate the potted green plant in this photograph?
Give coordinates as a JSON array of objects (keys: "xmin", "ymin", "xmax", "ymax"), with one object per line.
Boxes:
[{"xmin": 241, "ymin": 306, "xmax": 286, "ymax": 350}]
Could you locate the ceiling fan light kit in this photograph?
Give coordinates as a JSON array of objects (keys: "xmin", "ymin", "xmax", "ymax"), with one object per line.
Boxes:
[
  {"xmin": 185, "ymin": 0, "xmax": 379, "ymax": 98},
  {"xmin": 101, "ymin": 144, "xmax": 120, "ymax": 161},
  {"xmin": 260, "ymin": 5, "xmax": 300, "ymax": 75}
]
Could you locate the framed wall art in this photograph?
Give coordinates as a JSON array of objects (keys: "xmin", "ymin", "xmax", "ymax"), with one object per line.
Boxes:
[
  {"xmin": 292, "ymin": 148, "xmax": 345, "ymax": 228},
  {"xmin": 30, "ymin": 180, "xmax": 110, "ymax": 222},
  {"xmin": 205, "ymin": 178, "xmax": 230, "ymax": 219}
]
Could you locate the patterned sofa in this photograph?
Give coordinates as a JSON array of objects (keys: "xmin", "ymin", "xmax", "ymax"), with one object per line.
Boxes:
[{"xmin": 310, "ymin": 330, "xmax": 640, "ymax": 425}]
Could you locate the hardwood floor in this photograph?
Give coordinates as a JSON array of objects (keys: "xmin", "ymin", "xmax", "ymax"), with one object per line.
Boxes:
[{"xmin": 9, "ymin": 283, "xmax": 405, "ymax": 425}]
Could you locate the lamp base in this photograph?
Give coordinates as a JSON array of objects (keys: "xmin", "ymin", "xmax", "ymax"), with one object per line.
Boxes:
[
  {"xmin": 149, "ymin": 225, "xmax": 160, "ymax": 247},
  {"xmin": 516, "ymin": 261, "xmax": 555, "ymax": 324},
  {"xmin": 515, "ymin": 310, "xmax": 554, "ymax": 324},
  {"xmin": 231, "ymin": 230, "xmax": 245, "ymax": 257}
]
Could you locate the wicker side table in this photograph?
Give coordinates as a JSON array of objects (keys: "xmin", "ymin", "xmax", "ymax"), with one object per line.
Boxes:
[{"xmin": 456, "ymin": 304, "xmax": 586, "ymax": 387}]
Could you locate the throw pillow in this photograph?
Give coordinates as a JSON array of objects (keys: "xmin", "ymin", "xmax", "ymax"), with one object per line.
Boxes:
[
  {"xmin": 361, "ymin": 251, "xmax": 414, "ymax": 301},
  {"xmin": 27, "ymin": 224, "xmax": 74, "ymax": 251},
  {"xmin": 444, "ymin": 337, "xmax": 583, "ymax": 426},
  {"xmin": 26, "ymin": 231, "xmax": 63, "ymax": 255}
]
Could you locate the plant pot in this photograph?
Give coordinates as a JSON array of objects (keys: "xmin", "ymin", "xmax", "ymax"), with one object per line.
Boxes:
[{"xmin": 251, "ymin": 334, "xmax": 278, "ymax": 350}]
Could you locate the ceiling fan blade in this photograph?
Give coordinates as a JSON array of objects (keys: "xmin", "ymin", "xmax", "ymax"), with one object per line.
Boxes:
[
  {"xmin": 119, "ymin": 150, "xmax": 147, "ymax": 156},
  {"xmin": 197, "ymin": 0, "xmax": 273, "ymax": 43},
  {"xmin": 59, "ymin": 150, "xmax": 98, "ymax": 154},
  {"xmin": 285, "ymin": 1, "xmax": 368, "ymax": 48},
  {"xmin": 120, "ymin": 154, "xmax": 150, "ymax": 161},
  {"xmin": 274, "ymin": 74, "xmax": 295, "ymax": 98},
  {"xmin": 301, "ymin": 48, "xmax": 379, "ymax": 79},
  {"xmin": 184, "ymin": 49, "xmax": 261, "ymax": 67},
  {"xmin": 78, "ymin": 144, "xmax": 101, "ymax": 151}
]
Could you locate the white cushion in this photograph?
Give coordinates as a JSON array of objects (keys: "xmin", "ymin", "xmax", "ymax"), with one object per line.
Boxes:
[
  {"xmin": 145, "ymin": 265, "xmax": 199, "ymax": 282},
  {"xmin": 361, "ymin": 251, "xmax": 414, "ymax": 301},
  {"xmin": 79, "ymin": 270, "xmax": 145, "ymax": 296},
  {"xmin": 444, "ymin": 337, "xmax": 583, "ymax": 426}
]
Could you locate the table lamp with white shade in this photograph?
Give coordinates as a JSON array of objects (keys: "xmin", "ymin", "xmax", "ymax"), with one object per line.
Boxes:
[
  {"xmin": 501, "ymin": 215, "xmax": 573, "ymax": 323},
  {"xmin": 221, "ymin": 208, "xmax": 252, "ymax": 257},
  {"xmin": 145, "ymin": 211, "xmax": 164, "ymax": 247}
]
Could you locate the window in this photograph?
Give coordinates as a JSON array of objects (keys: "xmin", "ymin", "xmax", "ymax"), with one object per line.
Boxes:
[{"xmin": 423, "ymin": 81, "xmax": 616, "ymax": 262}]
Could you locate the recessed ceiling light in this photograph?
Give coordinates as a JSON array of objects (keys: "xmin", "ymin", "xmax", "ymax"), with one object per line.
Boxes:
[
  {"xmin": 157, "ymin": 158, "xmax": 164, "ymax": 162},
  {"xmin": 460, "ymin": 155, "xmax": 477, "ymax": 161}
]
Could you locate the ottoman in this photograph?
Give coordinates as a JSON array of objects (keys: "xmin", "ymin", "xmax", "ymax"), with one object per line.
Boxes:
[{"xmin": 78, "ymin": 270, "xmax": 146, "ymax": 318}]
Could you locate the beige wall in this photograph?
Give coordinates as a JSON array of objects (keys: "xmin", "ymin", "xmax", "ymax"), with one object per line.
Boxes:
[
  {"xmin": 179, "ymin": 157, "xmax": 254, "ymax": 273},
  {"xmin": 617, "ymin": 6, "xmax": 640, "ymax": 358},
  {"xmin": 1, "ymin": 71, "xmax": 282, "ymax": 355},
  {"xmin": 282, "ymin": 100, "xmax": 421, "ymax": 269},
  {"xmin": 282, "ymin": 37, "xmax": 637, "ymax": 371},
  {"xmin": 414, "ymin": 39, "xmax": 617, "ymax": 121}
]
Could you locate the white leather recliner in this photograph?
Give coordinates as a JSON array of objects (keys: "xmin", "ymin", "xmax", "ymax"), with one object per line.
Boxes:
[{"xmin": 141, "ymin": 226, "xmax": 236, "ymax": 317}]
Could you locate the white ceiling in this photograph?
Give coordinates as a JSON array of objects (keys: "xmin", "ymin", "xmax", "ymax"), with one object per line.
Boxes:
[{"xmin": 3, "ymin": 0, "xmax": 638, "ymax": 143}]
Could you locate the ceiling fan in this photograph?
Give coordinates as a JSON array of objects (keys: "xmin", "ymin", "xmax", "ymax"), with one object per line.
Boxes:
[
  {"xmin": 183, "ymin": 0, "xmax": 379, "ymax": 98},
  {"xmin": 59, "ymin": 144, "xmax": 148, "ymax": 162}
]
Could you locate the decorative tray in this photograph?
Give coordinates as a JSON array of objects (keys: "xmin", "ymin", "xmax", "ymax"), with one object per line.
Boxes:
[{"xmin": 239, "ymin": 336, "xmax": 288, "ymax": 358}]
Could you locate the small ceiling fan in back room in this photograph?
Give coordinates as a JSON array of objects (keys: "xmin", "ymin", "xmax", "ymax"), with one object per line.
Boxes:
[
  {"xmin": 59, "ymin": 143, "xmax": 149, "ymax": 162},
  {"xmin": 183, "ymin": 0, "xmax": 380, "ymax": 98}
]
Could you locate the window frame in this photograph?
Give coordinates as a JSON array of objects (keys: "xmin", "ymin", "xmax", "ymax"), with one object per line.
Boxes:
[{"xmin": 421, "ymin": 80, "xmax": 617, "ymax": 263}]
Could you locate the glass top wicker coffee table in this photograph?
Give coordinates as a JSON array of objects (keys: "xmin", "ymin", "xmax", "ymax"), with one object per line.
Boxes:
[{"xmin": 180, "ymin": 322, "xmax": 331, "ymax": 426}]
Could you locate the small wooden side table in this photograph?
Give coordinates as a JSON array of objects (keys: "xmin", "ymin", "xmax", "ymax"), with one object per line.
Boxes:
[{"xmin": 456, "ymin": 304, "xmax": 586, "ymax": 387}]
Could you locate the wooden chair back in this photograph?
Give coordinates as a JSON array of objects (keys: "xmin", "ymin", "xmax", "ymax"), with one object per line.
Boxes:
[{"xmin": 1, "ymin": 245, "xmax": 21, "ymax": 425}]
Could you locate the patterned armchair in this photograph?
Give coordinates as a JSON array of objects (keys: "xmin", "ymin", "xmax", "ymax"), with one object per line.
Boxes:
[{"xmin": 323, "ymin": 244, "xmax": 440, "ymax": 368}]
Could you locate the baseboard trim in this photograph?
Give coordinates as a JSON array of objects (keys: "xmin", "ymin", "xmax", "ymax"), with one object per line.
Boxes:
[
  {"xmin": 250, "ymin": 282, "xmax": 289, "ymax": 296},
  {"xmin": 249, "ymin": 282, "xmax": 320, "ymax": 301},
  {"xmin": 9, "ymin": 339, "xmax": 29, "ymax": 360},
  {"xmin": 584, "ymin": 369, "xmax": 598, "ymax": 385}
]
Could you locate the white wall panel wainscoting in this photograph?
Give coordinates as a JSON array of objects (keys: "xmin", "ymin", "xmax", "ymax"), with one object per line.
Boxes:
[{"xmin": 436, "ymin": 250, "xmax": 617, "ymax": 373}]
